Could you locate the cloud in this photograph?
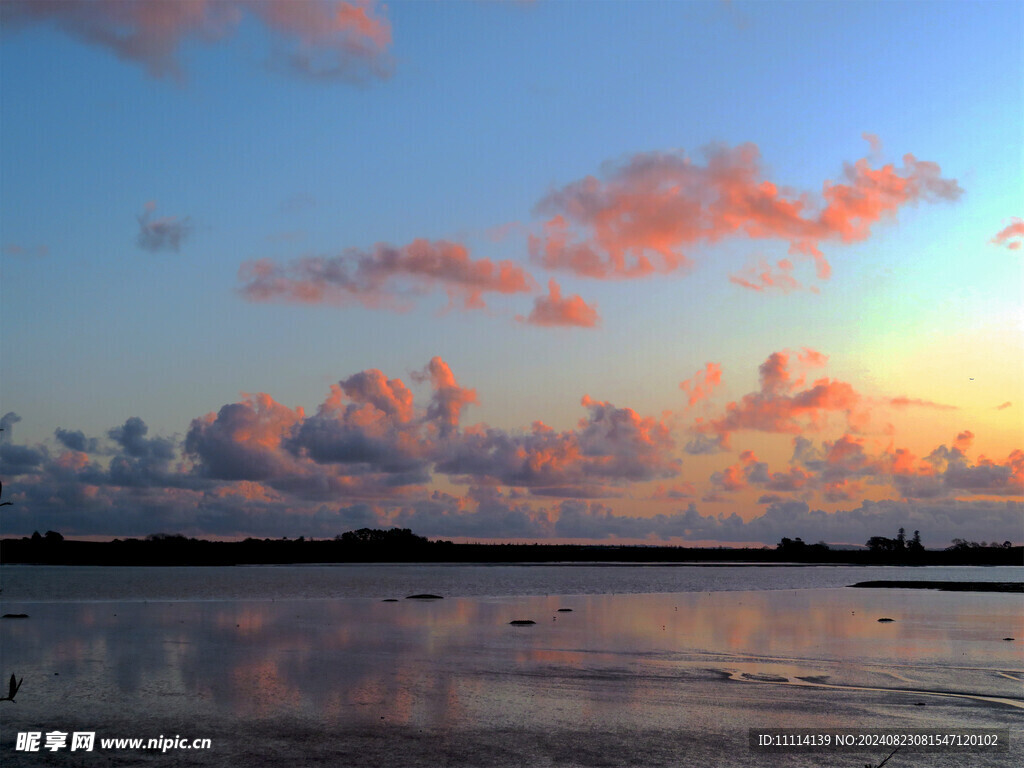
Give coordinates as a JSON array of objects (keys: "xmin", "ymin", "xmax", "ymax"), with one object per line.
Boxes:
[
  {"xmin": 990, "ymin": 218, "xmax": 1024, "ymax": 250},
  {"xmin": 861, "ymin": 132, "xmax": 883, "ymax": 156},
  {"xmin": 392, "ymin": 487, "xmax": 555, "ymax": 539},
  {"xmin": 436, "ymin": 396, "xmax": 680, "ymax": 496},
  {"xmin": 683, "ymin": 432, "xmax": 727, "ymax": 455},
  {"xmin": 680, "ymin": 362, "xmax": 722, "ymax": 407},
  {"xmin": 137, "ymin": 201, "xmax": 190, "ymax": 252},
  {"xmin": 413, "ymin": 357, "xmax": 478, "ymax": 437},
  {"xmin": 710, "ymin": 449, "xmax": 812, "ymax": 495},
  {"xmin": 517, "ymin": 280, "xmax": 600, "ymax": 327},
  {"xmin": 729, "ymin": 258, "xmax": 805, "ymax": 293},
  {"xmin": 239, "ymin": 239, "xmax": 537, "ymax": 312},
  {"xmin": 778, "ymin": 431, "xmax": 1024, "ymax": 501},
  {"xmin": 529, "ymin": 139, "xmax": 961, "ymax": 283},
  {"xmin": 54, "ymin": 427, "xmax": 100, "ymax": 454},
  {"xmin": 185, "ymin": 357, "xmax": 476, "ymax": 499},
  {"xmin": 108, "ymin": 416, "xmax": 176, "ymax": 461},
  {"xmin": 887, "ymin": 396, "xmax": 957, "ymax": 411},
  {"xmin": 553, "ymin": 500, "xmax": 698, "ymax": 540},
  {"xmin": 996, "ymin": 401, "xmax": 1013, "ymax": 411},
  {"xmin": 0, "ymin": 442, "xmax": 50, "ymax": 476},
  {"xmin": 3, "ymin": 243, "xmax": 49, "ymax": 258},
  {"xmin": 185, "ymin": 393, "xmax": 306, "ymax": 482},
  {"xmin": 1, "ymin": 412, "xmax": 22, "ymax": 440},
  {"xmin": 703, "ymin": 350, "xmax": 862, "ymax": 445},
  {"xmin": 0, "ymin": 0, "xmax": 392, "ymax": 83}
]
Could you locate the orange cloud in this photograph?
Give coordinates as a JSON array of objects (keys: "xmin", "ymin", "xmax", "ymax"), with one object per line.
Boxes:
[
  {"xmin": 239, "ymin": 239, "xmax": 536, "ymax": 312},
  {"xmin": 700, "ymin": 350, "xmax": 863, "ymax": 446},
  {"xmin": 529, "ymin": 139, "xmax": 960, "ymax": 283},
  {"xmin": 954, "ymin": 430, "xmax": 974, "ymax": 452},
  {"xmin": 680, "ymin": 362, "xmax": 723, "ymax": 406},
  {"xmin": 1, "ymin": 0, "xmax": 392, "ymax": 82},
  {"xmin": 996, "ymin": 401, "xmax": 1013, "ymax": 411},
  {"xmin": 517, "ymin": 280, "xmax": 600, "ymax": 327},
  {"xmin": 990, "ymin": 218, "xmax": 1024, "ymax": 250}
]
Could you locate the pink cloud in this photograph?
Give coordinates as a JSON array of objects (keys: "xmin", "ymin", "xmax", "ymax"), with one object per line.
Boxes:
[
  {"xmin": 529, "ymin": 139, "xmax": 960, "ymax": 283},
  {"xmin": 1, "ymin": 0, "xmax": 392, "ymax": 82},
  {"xmin": 729, "ymin": 258, "xmax": 804, "ymax": 293},
  {"xmin": 861, "ymin": 132, "xmax": 883, "ymax": 156},
  {"xmin": 785, "ymin": 431, "xmax": 1024, "ymax": 500},
  {"xmin": 239, "ymin": 239, "xmax": 537, "ymax": 312},
  {"xmin": 996, "ymin": 401, "xmax": 1013, "ymax": 411},
  {"xmin": 990, "ymin": 218, "xmax": 1024, "ymax": 250},
  {"xmin": 518, "ymin": 280, "xmax": 600, "ymax": 328},
  {"xmin": 680, "ymin": 362, "xmax": 723, "ymax": 407},
  {"xmin": 415, "ymin": 357, "xmax": 478, "ymax": 437}
]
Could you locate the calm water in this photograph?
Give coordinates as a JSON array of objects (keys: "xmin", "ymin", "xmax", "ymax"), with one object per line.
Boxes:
[
  {"xmin": 1, "ymin": 565, "xmax": 1022, "ymax": 766},
  {"xmin": 2, "ymin": 562, "xmax": 1022, "ymax": 602}
]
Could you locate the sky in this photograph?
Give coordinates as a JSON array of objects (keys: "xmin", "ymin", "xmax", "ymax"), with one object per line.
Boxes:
[{"xmin": 1, "ymin": 0, "xmax": 1022, "ymax": 547}]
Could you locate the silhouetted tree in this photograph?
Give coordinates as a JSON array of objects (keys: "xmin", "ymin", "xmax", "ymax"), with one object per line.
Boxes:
[{"xmin": 907, "ymin": 530, "xmax": 924, "ymax": 554}]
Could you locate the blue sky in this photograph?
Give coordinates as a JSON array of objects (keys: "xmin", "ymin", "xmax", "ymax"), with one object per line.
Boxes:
[{"xmin": 1, "ymin": 1, "xmax": 1021, "ymax": 545}]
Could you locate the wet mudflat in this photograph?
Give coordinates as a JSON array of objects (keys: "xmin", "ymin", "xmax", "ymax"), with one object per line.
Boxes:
[{"xmin": 1, "ymin": 581, "xmax": 1020, "ymax": 766}]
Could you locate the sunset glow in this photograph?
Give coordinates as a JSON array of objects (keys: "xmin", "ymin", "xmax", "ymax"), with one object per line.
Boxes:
[{"xmin": 1, "ymin": 1, "xmax": 1021, "ymax": 547}]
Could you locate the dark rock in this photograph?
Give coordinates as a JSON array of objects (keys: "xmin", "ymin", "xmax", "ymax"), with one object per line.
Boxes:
[
  {"xmin": 382, "ymin": 599, "xmax": 399, "ymax": 602},
  {"xmin": 1, "ymin": 613, "xmax": 29, "ymax": 619},
  {"xmin": 877, "ymin": 618, "xmax": 895, "ymax": 622},
  {"xmin": 557, "ymin": 608, "xmax": 573, "ymax": 612},
  {"xmin": 509, "ymin": 620, "xmax": 536, "ymax": 626},
  {"xmin": 1003, "ymin": 637, "xmax": 1015, "ymax": 641},
  {"xmin": 405, "ymin": 594, "xmax": 443, "ymax": 600}
]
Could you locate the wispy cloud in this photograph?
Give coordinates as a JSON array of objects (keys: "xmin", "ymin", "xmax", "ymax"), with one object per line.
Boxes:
[
  {"xmin": 137, "ymin": 201, "xmax": 190, "ymax": 252},
  {"xmin": 239, "ymin": 239, "xmax": 536, "ymax": 312},
  {"xmin": 990, "ymin": 217, "xmax": 1024, "ymax": 250}
]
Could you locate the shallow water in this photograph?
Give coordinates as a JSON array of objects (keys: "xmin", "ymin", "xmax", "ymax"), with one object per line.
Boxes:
[
  {"xmin": 1, "ymin": 567, "xmax": 1021, "ymax": 766},
  {"xmin": 2, "ymin": 562, "xmax": 1021, "ymax": 602}
]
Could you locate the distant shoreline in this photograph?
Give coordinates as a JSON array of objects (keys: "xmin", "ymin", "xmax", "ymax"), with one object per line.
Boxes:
[
  {"xmin": 2, "ymin": 536, "xmax": 1021, "ymax": 567},
  {"xmin": 849, "ymin": 580, "xmax": 1024, "ymax": 593}
]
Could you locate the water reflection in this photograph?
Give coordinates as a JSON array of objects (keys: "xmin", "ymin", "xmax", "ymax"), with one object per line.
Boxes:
[{"xmin": 1, "ymin": 589, "xmax": 1020, "ymax": 730}]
